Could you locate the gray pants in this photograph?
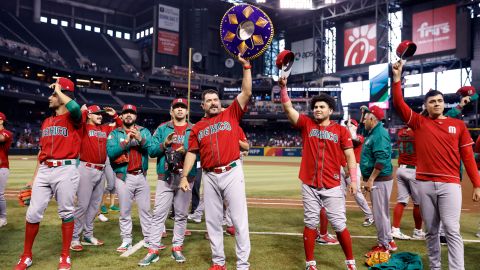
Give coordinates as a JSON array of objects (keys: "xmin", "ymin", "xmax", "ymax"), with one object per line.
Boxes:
[
  {"xmin": 0, "ymin": 168, "xmax": 9, "ymax": 219},
  {"xmin": 203, "ymin": 160, "xmax": 250, "ymax": 270},
  {"xmin": 369, "ymin": 180, "xmax": 393, "ymax": 247},
  {"xmin": 412, "ymin": 179, "xmax": 463, "ymax": 270},
  {"xmin": 26, "ymin": 164, "xmax": 79, "ymax": 223},
  {"xmin": 150, "ymin": 174, "xmax": 193, "ymax": 250},
  {"xmin": 116, "ymin": 174, "xmax": 152, "ymax": 244},
  {"xmin": 396, "ymin": 167, "xmax": 418, "ymax": 204},
  {"xmin": 73, "ymin": 162, "xmax": 105, "ymax": 240},
  {"xmin": 103, "ymin": 159, "xmax": 116, "ymax": 194},
  {"xmin": 340, "ymin": 166, "xmax": 373, "ymax": 220}
]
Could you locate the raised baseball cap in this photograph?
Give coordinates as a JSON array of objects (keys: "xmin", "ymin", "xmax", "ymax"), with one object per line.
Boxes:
[
  {"xmin": 57, "ymin": 77, "xmax": 75, "ymax": 92},
  {"xmin": 366, "ymin": 105, "xmax": 385, "ymax": 120},
  {"xmin": 396, "ymin": 40, "xmax": 417, "ymax": 60},
  {"xmin": 87, "ymin": 105, "xmax": 105, "ymax": 114},
  {"xmin": 122, "ymin": 104, "xmax": 137, "ymax": 114},
  {"xmin": 172, "ymin": 98, "xmax": 188, "ymax": 108},
  {"xmin": 457, "ymin": 86, "xmax": 476, "ymax": 97},
  {"xmin": 0, "ymin": 112, "xmax": 6, "ymax": 121},
  {"xmin": 344, "ymin": 119, "xmax": 358, "ymax": 127}
]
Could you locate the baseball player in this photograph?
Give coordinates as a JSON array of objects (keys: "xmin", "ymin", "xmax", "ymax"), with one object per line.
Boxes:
[
  {"xmin": 14, "ymin": 78, "xmax": 81, "ymax": 270},
  {"xmin": 100, "ymin": 158, "xmax": 121, "ymax": 215},
  {"xmin": 360, "ymin": 105, "xmax": 397, "ymax": 258},
  {"xmin": 0, "ymin": 112, "xmax": 13, "ymax": 228},
  {"xmin": 343, "ymin": 119, "xmax": 374, "ymax": 226},
  {"xmin": 278, "ymin": 77, "xmax": 358, "ymax": 270},
  {"xmin": 106, "ymin": 104, "xmax": 153, "ymax": 252},
  {"xmin": 70, "ymin": 105, "xmax": 122, "ymax": 251},
  {"xmin": 138, "ymin": 98, "xmax": 196, "ymax": 266},
  {"xmin": 392, "ymin": 61, "xmax": 480, "ymax": 269},
  {"xmin": 178, "ymin": 54, "xmax": 252, "ymax": 270}
]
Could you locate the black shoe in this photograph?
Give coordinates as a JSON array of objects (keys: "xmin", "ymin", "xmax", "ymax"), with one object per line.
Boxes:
[{"xmin": 440, "ymin": 235, "xmax": 447, "ymax": 246}]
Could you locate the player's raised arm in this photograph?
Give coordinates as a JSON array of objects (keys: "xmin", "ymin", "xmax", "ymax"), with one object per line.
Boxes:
[
  {"xmin": 391, "ymin": 61, "xmax": 414, "ymax": 124},
  {"xmin": 278, "ymin": 77, "xmax": 299, "ymax": 125},
  {"xmin": 236, "ymin": 53, "xmax": 252, "ymax": 110}
]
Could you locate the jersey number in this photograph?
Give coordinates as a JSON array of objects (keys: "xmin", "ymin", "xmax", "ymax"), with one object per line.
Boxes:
[{"xmin": 399, "ymin": 141, "xmax": 414, "ymax": 155}]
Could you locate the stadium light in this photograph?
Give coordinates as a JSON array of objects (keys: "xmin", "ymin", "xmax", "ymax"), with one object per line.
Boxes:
[
  {"xmin": 107, "ymin": 29, "xmax": 113, "ymax": 36},
  {"xmin": 50, "ymin": 18, "xmax": 58, "ymax": 25},
  {"xmin": 40, "ymin": 16, "xmax": 48, "ymax": 23},
  {"xmin": 280, "ymin": 0, "xmax": 312, "ymax": 9},
  {"xmin": 256, "ymin": 0, "xmax": 266, "ymax": 3},
  {"xmin": 75, "ymin": 23, "xmax": 82, "ymax": 30},
  {"xmin": 124, "ymin": 33, "xmax": 131, "ymax": 40},
  {"xmin": 94, "ymin": 27, "xmax": 101, "ymax": 33},
  {"xmin": 115, "ymin": 31, "xmax": 122, "ymax": 38},
  {"xmin": 85, "ymin": 25, "xmax": 92, "ymax": 31},
  {"xmin": 61, "ymin": 20, "xmax": 68, "ymax": 27}
]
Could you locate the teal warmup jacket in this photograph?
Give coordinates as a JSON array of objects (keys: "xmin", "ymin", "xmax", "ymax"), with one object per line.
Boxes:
[
  {"xmin": 360, "ymin": 122, "xmax": 393, "ymax": 181},
  {"xmin": 106, "ymin": 126, "xmax": 152, "ymax": 181},
  {"xmin": 149, "ymin": 121, "xmax": 197, "ymax": 180}
]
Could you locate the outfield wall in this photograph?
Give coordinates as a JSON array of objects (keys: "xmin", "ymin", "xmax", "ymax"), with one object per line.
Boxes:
[{"xmin": 249, "ymin": 147, "xmax": 399, "ymax": 158}]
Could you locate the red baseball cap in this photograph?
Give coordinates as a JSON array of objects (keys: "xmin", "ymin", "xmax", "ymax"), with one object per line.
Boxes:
[
  {"xmin": 87, "ymin": 105, "xmax": 105, "ymax": 114},
  {"xmin": 457, "ymin": 86, "xmax": 476, "ymax": 97},
  {"xmin": 172, "ymin": 98, "xmax": 188, "ymax": 108},
  {"xmin": 122, "ymin": 104, "xmax": 137, "ymax": 114},
  {"xmin": 275, "ymin": 50, "xmax": 295, "ymax": 69},
  {"xmin": 396, "ymin": 40, "xmax": 417, "ymax": 59},
  {"xmin": 57, "ymin": 77, "xmax": 75, "ymax": 92},
  {"xmin": 0, "ymin": 112, "xmax": 6, "ymax": 121},
  {"xmin": 366, "ymin": 105, "xmax": 385, "ymax": 120},
  {"xmin": 344, "ymin": 119, "xmax": 358, "ymax": 127}
]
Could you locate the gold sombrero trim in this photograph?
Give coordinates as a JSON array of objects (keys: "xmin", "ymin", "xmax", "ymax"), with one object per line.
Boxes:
[{"xmin": 219, "ymin": 4, "xmax": 275, "ymax": 60}]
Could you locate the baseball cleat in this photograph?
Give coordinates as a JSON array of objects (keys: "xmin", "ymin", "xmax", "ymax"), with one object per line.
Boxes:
[
  {"xmin": 184, "ymin": 229, "xmax": 192, "ymax": 236},
  {"xmin": 171, "ymin": 246, "xmax": 186, "ymax": 263},
  {"xmin": 116, "ymin": 242, "xmax": 132, "ymax": 253},
  {"xmin": 187, "ymin": 214, "xmax": 201, "ymax": 223},
  {"xmin": 305, "ymin": 260, "xmax": 318, "ymax": 270},
  {"xmin": 391, "ymin": 227, "xmax": 412, "ymax": 240},
  {"xmin": 412, "ymin": 229, "xmax": 426, "ymax": 240},
  {"xmin": 97, "ymin": 214, "xmax": 108, "ymax": 222},
  {"xmin": 100, "ymin": 205, "xmax": 108, "ymax": 214},
  {"xmin": 70, "ymin": 240, "xmax": 83, "ymax": 251},
  {"xmin": 316, "ymin": 233, "xmax": 339, "ymax": 245},
  {"xmin": 58, "ymin": 256, "xmax": 71, "ymax": 270},
  {"xmin": 208, "ymin": 264, "xmax": 227, "ymax": 270},
  {"xmin": 81, "ymin": 236, "xmax": 104, "ymax": 246},
  {"xmin": 388, "ymin": 240, "xmax": 398, "ymax": 251},
  {"xmin": 345, "ymin": 259, "xmax": 356, "ymax": 270},
  {"xmin": 138, "ymin": 249, "xmax": 159, "ymax": 266},
  {"xmin": 143, "ymin": 241, "xmax": 150, "ymax": 248},
  {"xmin": 440, "ymin": 235, "xmax": 447, "ymax": 246},
  {"xmin": 109, "ymin": 205, "xmax": 120, "ymax": 211},
  {"xmin": 0, "ymin": 218, "xmax": 7, "ymax": 227},
  {"xmin": 364, "ymin": 245, "xmax": 389, "ymax": 258},
  {"xmin": 362, "ymin": 218, "xmax": 375, "ymax": 227},
  {"xmin": 225, "ymin": 226, "xmax": 235, "ymax": 236},
  {"xmin": 14, "ymin": 255, "xmax": 32, "ymax": 270}
]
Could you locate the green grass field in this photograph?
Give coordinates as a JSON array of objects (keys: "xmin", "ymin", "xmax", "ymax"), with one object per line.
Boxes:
[{"xmin": 1, "ymin": 156, "xmax": 479, "ymax": 269}]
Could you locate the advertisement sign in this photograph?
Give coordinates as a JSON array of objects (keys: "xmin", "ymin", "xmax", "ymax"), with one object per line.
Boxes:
[
  {"xmin": 291, "ymin": 38, "xmax": 316, "ymax": 75},
  {"xmin": 369, "ymin": 63, "xmax": 389, "ymax": 105},
  {"xmin": 157, "ymin": 31, "xmax": 179, "ymax": 56},
  {"xmin": 248, "ymin": 147, "xmax": 264, "ymax": 156},
  {"xmin": 343, "ymin": 23, "xmax": 376, "ymax": 67},
  {"xmin": 412, "ymin": 4, "xmax": 456, "ymax": 55},
  {"xmin": 158, "ymin": 4, "xmax": 180, "ymax": 32}
]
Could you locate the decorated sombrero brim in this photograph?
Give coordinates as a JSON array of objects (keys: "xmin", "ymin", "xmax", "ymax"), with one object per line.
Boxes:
[{"xmin": 220, "ymin": 4, "xmax": 274, "ymax": 60}]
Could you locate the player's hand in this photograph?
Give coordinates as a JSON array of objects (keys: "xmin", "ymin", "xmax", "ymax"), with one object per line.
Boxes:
[
  {"xmin": 164, "ymin": 132, "xmax": 174, "ymax": 147},
  {"xmin": 392, "ymin": 60, "xmax": 404, "ymax": 83},
  {"xmin": 364, "ymin": 178, "xmax": 375, "ymax": 192},
  {"xmin": 49, "ymin": 80, "xmax": 62, "ymax": 93},
  {"xmin": 279, "ymin": 76, "xmax": 287, "ymax": 87},
  {"xmin": 132, "ymin": 129, "xmax": 142, "ymax": 141},
  {"xmin": 237, "ymin": 53, "xmax": 250, "ymax": 67},
  {"xmin": 360, "ymin": 105, "xmax": 368, "ymax": 112},
  {"xmin": 459, "ymin": 96, "xmax": 471, "ymax": 108},
  {"xmin": 176, "ymin": 146, "xmax": 185, "ymax": 154},
  {"xmin": 104, "ymin": 106, "xmax": 116, "ymax": 116},
  {"xmin": 179, "ymin": 176, "xmax": 191, "ymax": 192},
  {"xmin": 473, "ymin": 187, "xmax": 480, "ymax": 202},
  {"xmin": 240, "ymin": 150, "xmax": 249, "ymax": 157},
  {"xmin": 81, "ymin": 104, "xmax": 88, "ymax": 111},
  {"xmin": 347, "ymin": 184, "xmax": 357, "ymax": 195}
]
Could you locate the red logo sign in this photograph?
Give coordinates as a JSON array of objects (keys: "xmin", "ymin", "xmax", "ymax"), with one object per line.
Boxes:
[
  {"xmin": 344, "ymin": 23, "xmax": 376, "ymax": 67},
  {"xmin": 157, "ymin": 30, "xmax": 179, "ymax": 56},
  {"xmin": 412, "ymin": 4, "xmax": 456, "ymax": 55}
]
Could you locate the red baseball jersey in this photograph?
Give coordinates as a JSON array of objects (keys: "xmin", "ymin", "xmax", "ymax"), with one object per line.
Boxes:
[
  {"xmin": 353, "ymin": 135, "xmax": 364, "ymax": 163},
  {"xmin": 393, "ymin": 81, "xmax": 478, "ymax": 185},
  {"xmin": 188, "ymin": 99, "xmax": 246, "ymax": 169},
  {"xmin": 79, "ymin": 112, "xmax": 122, "ymax": 164},
  {"xmin": 126, "ymin": 126, "xmax": 143, "ymax": 172},
  {"xmin": 38, "ymin": 112, "xmax": 81, "ymax": 163},
  {"xmin": 475, "ymin": 136, "xmax": 480, "ymax": 170},
  {"xmin": 238, "ymin": 126, "xmax": 247, "ymax": 142},
  {"xmin": 295, "ymin": 115, "xmax": 353, "ymax": 189},
  {"xmin": 0, "ymin": 128, "xmax": 13, "ymax": 168},
  {"xmin": 397, "ymin": 127, "xmax": 416, "ymax": 166},
  {"xmin": 172, "ymin": 124, "xmax": 188, "ymax": 151}
]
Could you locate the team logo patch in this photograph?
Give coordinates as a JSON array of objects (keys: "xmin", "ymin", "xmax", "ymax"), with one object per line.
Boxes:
[
  {"xmin": 41, "ymin": 126, "xmax": 68, "ymax": 137},
  {"xmin": 308, "ymin": 129, "xmax": 338, "ymax": 143},
  {"xmin": 333, "ymin": 174, "xmax": 339, "ymax": 180},
  {"xmin": 448, "ymin": 126, "xmax": 456, "ymax": 134},
  {"xmin": 198, "ymin": 121, "xmax": 232, "ymax": 141}
]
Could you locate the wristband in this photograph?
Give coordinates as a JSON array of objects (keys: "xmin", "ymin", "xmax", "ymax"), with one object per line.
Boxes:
[
  {"xmin": 243, "ymin": 65, "xmax": 252, "ymax": 70},
  {"xmin": 349, "ymin": 167, "xmax": 358, "ymax": 185},
  {"xmin": 280, "ymin": 86, "xmax": 290, "ymax": 103}
]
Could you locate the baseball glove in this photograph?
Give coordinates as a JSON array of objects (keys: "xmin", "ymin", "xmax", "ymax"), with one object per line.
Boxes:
[
  {"xmin": 365, "ymin": 250, "xmax": 391, "ymax": 266},
  {"xmin": 165, "ymin": 148, "xmax": 184, "ymax": 173},
  {"xmin": 18, "ymin": 185, "xmax": 32, "ymax": 207}
]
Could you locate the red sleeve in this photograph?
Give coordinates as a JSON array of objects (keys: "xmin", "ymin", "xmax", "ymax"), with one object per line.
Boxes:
[
  {"xmin": 293, "ymin": 114, "xmax": 308, "ymax": 130},
  {"xmin": 238, "ymin": 127, "xmax": 247, "ymax": 142},
  {"xmin": 392, "ymin": 81, "xmax": 422, "ymax": 129},
  {"xmin": 188, "ymin": 128, "xmax": 200, "ymax": 152},
  {"xmin": 459, "ymin": 124, "xmax": 474, "ymax": 148},
  {"xmin": 114, "ymin": 115, "xmax": 122, "ymax": 128},
  {"xmin": 460, "ymin": 145, "xmax": 480, "ymax": 188},
  {"xmin": 225, "ymin": 98, "xmax": 247, "ymax": 122},
  {"xmin": 475, "ymin": 136, "xmax": 480, "ymax": 153},
  {"xmin": 340, "ymin": 126, "xmax": 353, "ymax": 149}
]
